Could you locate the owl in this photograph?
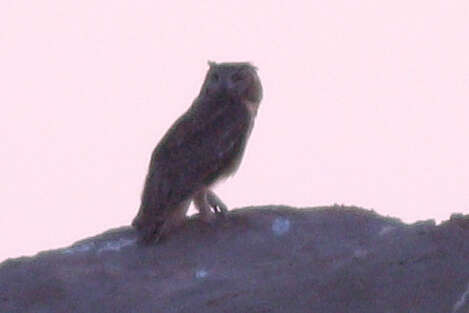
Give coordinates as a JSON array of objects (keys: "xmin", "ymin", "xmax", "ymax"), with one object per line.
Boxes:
[{"xmin": 132, "ymin": 61, "xmax": 263, "ymax": 243}]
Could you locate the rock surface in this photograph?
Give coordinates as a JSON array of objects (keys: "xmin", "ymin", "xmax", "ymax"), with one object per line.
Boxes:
[{"xmin": 1, "ymin": 206, "xmax": 469, "ymax": 313}]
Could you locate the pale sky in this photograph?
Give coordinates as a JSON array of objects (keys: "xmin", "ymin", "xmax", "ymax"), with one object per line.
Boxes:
[{"xmin": 1, "ymin": 1, "xmax": 468, "ymax": 262}]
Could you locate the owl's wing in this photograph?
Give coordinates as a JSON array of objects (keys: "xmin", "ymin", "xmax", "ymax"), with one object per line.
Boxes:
[{"xmin": 143, "ymin": 103, "xmax": 251, "ymax": 211}]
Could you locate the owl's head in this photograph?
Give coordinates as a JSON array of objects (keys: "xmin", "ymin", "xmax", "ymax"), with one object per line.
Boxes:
[{"xmin": 201, "ymin": 61, "xmax": 263, "ymax": 104}]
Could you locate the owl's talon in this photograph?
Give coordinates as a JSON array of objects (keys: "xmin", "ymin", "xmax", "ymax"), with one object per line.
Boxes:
[
  {"xmin": 206, "ymin": 190, "xmax": 228, "ymax": 217},
  {"xmin": 215, "ymin": 206, "xmax": 227, "ymax": 218}
]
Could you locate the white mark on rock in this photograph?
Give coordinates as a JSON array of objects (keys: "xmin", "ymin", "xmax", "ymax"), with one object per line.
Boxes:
[
  {"xmin": 272, "ymin": 217, "xmax": 290, "ymax": 236},
  {"xmin": 453, "ymin": 281, "xmax": 469, "ymax": 313},
  {"xmin": 379, "ymin": 225, "xmax": 395, "ymax": 236},
  {"xmin": 195, "ymin": 269, "xmax": 208, "ymax": 279},
  {"xmin": 61, "ymin": 243, "xmax": 94, "ymax": 255},
  {"xmin": 98, "ymin": 238, "xmax": 136, "ymax": 253}
]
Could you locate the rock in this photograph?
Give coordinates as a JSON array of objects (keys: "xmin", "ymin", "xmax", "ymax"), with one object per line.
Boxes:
[{"xmin": 1, "ymin": 206, "xmax": 469, "ymax": 313}]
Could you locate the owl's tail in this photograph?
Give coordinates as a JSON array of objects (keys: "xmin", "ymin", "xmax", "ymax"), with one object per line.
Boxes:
[{"xmin": 132, "ymin": 210, "xmax": 166, "ymax": 244}]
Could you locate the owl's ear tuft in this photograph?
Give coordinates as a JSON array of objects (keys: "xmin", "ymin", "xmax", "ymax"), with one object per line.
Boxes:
[{"xmin": 208, "ymin": 60, "xmax": 217, "ymax": 67}]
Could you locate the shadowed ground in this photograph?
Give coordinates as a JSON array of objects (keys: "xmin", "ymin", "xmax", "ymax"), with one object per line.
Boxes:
[{"xmin": 1, "ymin": 206, "xmax": 469, "ymax": 313}]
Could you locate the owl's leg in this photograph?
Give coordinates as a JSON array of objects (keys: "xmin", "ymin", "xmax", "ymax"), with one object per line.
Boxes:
[
  {"xmin": 206, "ymin": 190, "xmax": 228, "ymax": 217},
  {"xmin": 157, "ymin": 199, "xmax": 191, "ymax": 238},
  {"xmin": 193, "ymin": 189, "xmax": 216, "ymax": 223},
  {"xmin": 167, "ymin": 199, "xmax": 192, "ymax": 228}
]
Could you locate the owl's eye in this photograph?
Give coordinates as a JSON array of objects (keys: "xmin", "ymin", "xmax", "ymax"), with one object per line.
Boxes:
[
  {"xmin": 231, "ymin": 72, "xmax": 244, "ymax": 82},
  {"xmin": 211, "ymin": 73, "xmax": 219, "ymax": 82}
]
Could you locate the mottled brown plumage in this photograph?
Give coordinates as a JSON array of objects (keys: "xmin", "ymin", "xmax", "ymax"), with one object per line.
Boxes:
[{"xmin": 132, "ymin": 62, "xmax": 263, "ymax": 243}]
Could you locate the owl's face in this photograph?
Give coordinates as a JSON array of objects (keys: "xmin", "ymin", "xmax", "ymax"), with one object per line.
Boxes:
[{"xmin": 201, "ymin": 62, "xmax": 263, "ymax": 104}]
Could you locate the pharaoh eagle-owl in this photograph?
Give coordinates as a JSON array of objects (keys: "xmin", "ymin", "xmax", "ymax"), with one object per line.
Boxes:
[{"xmin": 132, "ymin": 61, "xmax": 263, "ymax": 243}]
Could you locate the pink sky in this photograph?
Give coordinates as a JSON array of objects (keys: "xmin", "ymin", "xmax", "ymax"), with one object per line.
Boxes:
[{"xmin": 2, "ymin": 1, "xmax": 469, "ymax": 261}]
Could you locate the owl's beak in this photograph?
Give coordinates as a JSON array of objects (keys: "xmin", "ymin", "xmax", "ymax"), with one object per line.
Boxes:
[{"xmin": 223, "ymin": 80, "xmax": 238, "ymax": 93}]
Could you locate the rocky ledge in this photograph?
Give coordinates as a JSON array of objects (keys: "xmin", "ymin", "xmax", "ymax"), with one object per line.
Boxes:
[{"xmin": 1, "ymin": 206, "xmax": 469, "ymax": 313}]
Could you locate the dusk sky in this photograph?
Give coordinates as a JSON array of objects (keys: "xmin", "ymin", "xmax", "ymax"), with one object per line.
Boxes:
[{"xmin": 2, "ymin": 1, "xmax": 468, "ymax": 261}]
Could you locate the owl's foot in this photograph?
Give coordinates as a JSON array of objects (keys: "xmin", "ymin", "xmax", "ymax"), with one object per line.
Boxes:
[
  {"xmin": 194, "ymin": 188, "xmax": 219, "ymax": 223},
  {"xmin": 206, "ymin": 190, "xmax": 228, "ymax": 217}
]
